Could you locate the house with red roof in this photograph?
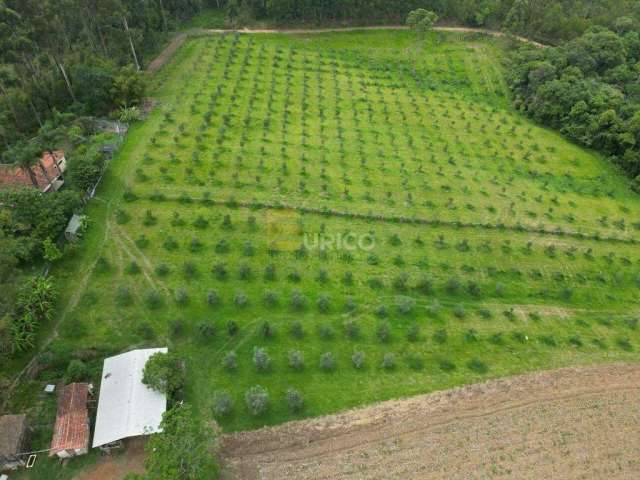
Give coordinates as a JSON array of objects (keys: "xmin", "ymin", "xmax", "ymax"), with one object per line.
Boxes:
[
  {"xmin": 50, "ymin": 383, "xmax": 90, "ymax": 459},
  {"xmin": 0, "ymin": 151, "xmax": 66, "ymax": 193}
]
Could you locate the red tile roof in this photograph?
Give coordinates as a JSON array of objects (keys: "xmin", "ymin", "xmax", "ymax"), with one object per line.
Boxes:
[
  {"xmin": 0, "ymin": 151, "xmax": 64, "ymax": 192},
  {"xmin": 50, "ymin": 383, "xmax": 90, "ymax": 456}
]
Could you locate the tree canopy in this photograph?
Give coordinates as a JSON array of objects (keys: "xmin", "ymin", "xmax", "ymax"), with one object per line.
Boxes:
[
  {"xmin": 127, "ymin": 404, "xmax": 218, "ymax": 480},
  {"xmin": 508, "ymin": 25, "xmax": 640, "ymax": 185}
]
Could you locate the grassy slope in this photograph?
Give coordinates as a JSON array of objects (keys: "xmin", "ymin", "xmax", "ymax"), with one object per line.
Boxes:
[{"xmin": 10, "ymin": 29, "xmax": 640, "ymax": 477}]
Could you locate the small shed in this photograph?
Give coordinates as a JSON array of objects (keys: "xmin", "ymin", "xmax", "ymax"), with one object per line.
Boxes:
[
  {"xmin": 50, "ymin": 383, "xmax": 90, "ymax": 459},
  {"xmin": 0, "ymin": 414, "xmax": 28, "ymax": 471},
  {"xmin": 64, "ymin": 214, "xmax": 86, "ymax": 242},
  {"xmin": 92, "ymin": 348, "xmax": 167, "ymax": 450}
]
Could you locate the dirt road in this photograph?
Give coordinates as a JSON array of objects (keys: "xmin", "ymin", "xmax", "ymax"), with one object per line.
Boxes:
[{"xmin": 221, "ymin": 363, "xmax": 640, "ymax": 479}]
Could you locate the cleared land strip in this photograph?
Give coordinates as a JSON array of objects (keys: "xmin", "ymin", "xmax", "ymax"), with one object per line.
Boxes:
[
  {"xmin": 220, "ymin": 363, "xmax": 640, "ymax": 479},
  {"xmin": 148, "ymin": 25, "xmax": 545, "ymax": 73},
  {"xmin": 135, "ymin": 194, "xmax": 639, "ymax": 245}
]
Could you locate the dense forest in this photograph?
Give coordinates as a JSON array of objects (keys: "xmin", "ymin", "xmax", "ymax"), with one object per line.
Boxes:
[
  {"xmin": 509, "ymin": 25, "xmax": 640, "ymax": 189},
  {"xmin": 227, "ymin": 0, "xmax": 638, "ymax": 42},
  {"xmin": 0, "ymin": 0, "xmax": 208, "ymax": 150}
]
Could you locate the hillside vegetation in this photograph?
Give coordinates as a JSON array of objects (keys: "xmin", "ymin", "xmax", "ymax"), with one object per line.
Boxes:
[{"xmin": 7, "ymin": 31, "xmax": 636, "ymax": 441}]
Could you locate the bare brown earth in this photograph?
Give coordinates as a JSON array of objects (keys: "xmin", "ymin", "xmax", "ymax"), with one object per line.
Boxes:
[
  {"xmin": 221, "ymin": 364, "xmax": 640, "ymax": 480},
  {"xmin": 73, "ymin": 439, "xmax": 146, "ymax": 480}
]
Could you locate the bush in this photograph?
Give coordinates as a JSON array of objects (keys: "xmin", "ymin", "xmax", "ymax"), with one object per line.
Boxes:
[
  {"xmin": 288, "ymin": 350, "xmax": 305, "ymax": 370},
  {"xmin": 392, "ymin": 272, "xmax": 409, "ymax": 292},
  {"xmin": 286, "ymin": 388, "xmax": 304, "ymax": 413},
  {"xmin": 617, "ymin": 337, "xmax": 633, "ymax": 351},
  {"xmin": 145, "ymin": 290, "xmax": 163, "ymax": 309},
  {"xmin": 374, "ymin": 304, "xmax": 388, "ymax": 318},
  {"xmin": 212, "ymin": 390, "xmax": 233, "ymax": 417},
  {"xmin": 377, "ymin": 322, "xmax": 391, "ymax": 343},
  {"xmin": 234, "ymin": 292, "xmax": 249, "ymax": 308},
  {"xmin": 222, "ymin": 351, "xmax": 237, "ymax": 371},
  {"xmin": 260, "ymin": 321, "xmax": 275, "ymax": 338},
  {"xmin": 316, "ymin": 269, "xmax": 329, "ymax": 283},
  {"xmin": 193, "ymin": 215, "xmax": 209, "ymax": 229},
  {"xmin": 169, "ymin": 319, "xmax": 185, "ymax": 338},
  {"xmin": 381, "ymin": 353, "xmax": 396, "ymax": 370},
  {"xmin": 318, "ymin": 324, "xmax": 334, "ymax": 340},
  {"xmin": 439, "ymin": 359, "xmax": 456, "ymax": 372},
  {"xmin": 183, "ymin": 262, "xmax": 197, "ymax": 278},
  {"xmin": 214, "ymin": 240, "xmax": 230, "ymax": 254},
  {"xmin": 264, "ymin": 264, "xmax": 276, "ymax": 281},
  {"xmin": 467, "ymin": 281, "xmax": 482, "ymax": 298},
  {"xmin": 198, "ymin": 322, "xmax": 216, "ymax": 338},
  {"xmin": 155, "ymin": 263, "xmax": 170, "ymax": 277},
  {"xmin": 344, "ymin": 320, "xmax": 360, "ymax": 340},
  {"xmin": 245, "ymin": 385, "xmax": 269, "ymax": 416},
  {"xmin": 344, "ymin": 296, "xmax": 357, "ymax": 312},
  {"xmin": 317, "ymin": 294, "xmax": 331, "ymax": 313},
  {"xmin": 64, "ymin": 359, "xmax": 88, "ymax": 384},
  {"xmin": 95, "ymin": 256, "xmax": 111, "ymax": 273},
  {"xmin": 174, "ymin": 288, "xmax": 189, "ymax": 306},
  {"xmin": 227, "ymin": 320, "xmax": 239, "ymax": 337},
  {"xmin": 467, "ymin": 358, "xmax": 488, "ymax": 374},
  {"xmin": 319, "ymin": 352, "xmax": 336, "ymax": 371},
  {"xmin": 253, "ymin": 347, "xmax": 271, "ymax": 371},
  {"xmin": 396, "ymin": 296, "xmax": 415, "ymax": 315},
  {"xmin": 136, "ymin": 322, "xmax": 155, "ymax": 340},
  {"xmin": 352, "ymin": 351, "xmax": 365, "ymax": 369},
  {"xmin": 116, "ymin": 285, "xmax": 133, "ymax": 307},
  {"xmin": 126, "ymin": 261, "xmax": 140, "ymax": 275},
  {"xmin": 238, "ymin": 264, "xmax": 252, "ymax": 280},
  {"xmin": 289, "ymin": 320, "xmax": 304, "ymax": 339},
  {"xmin": 433, "ymin": 329, "xmax": 448, "ymax": 344},
  {"xmin": 206, "ymin": 290, "xmax": 220, "ymax": 307},
  {"xmin": 290, "ymin": 290, "xmax": 308, "ymax": 310},
  {"xmin": 406, "ymin": 324, "xmax": 420, "ymax": 342},
  {"xmin": 263, "ymin": 291, "xmax": 279, "ymax": 307},
  {"xmin": 416, "ymin": 275, "xmax": 433, "ymax": 295},
  {"xmin": 407, "ymin": 354, "xmax": 424, "ymax": 371},
  {"xmin": 453, "ymin": 304, "xmax": 466, "ymax": 319},
  {"xmin": 445, "ymin": 277, "xmax": 461, "ymax": 294}
]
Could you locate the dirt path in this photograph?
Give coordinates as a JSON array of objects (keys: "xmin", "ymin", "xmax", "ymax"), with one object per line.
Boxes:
[
  {"xmin": 147, "ymin": 33, "xmax": 187, "ymax": 73},
  {"xmin": 147, "ymin": 25, "xmax": 544, "ymax": 73},
  {"xmin": 220, "ymin": 363, "xmax": 640, "ymax": 479},
  {"xmin": 73, "ymin": 439, "xmax": 146, "ymax": 480}
]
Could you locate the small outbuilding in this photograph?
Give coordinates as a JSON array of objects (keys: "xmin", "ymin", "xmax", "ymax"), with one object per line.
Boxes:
[
  {"xmin": 0, "ymin": 414, "xmax": 28, "ymax": 471},
  {"xmin": 50, "ymin": 383, "xmax": 90, "ymax": 459},
  {"xmin": 64, "ymin": 214, "xmax": 86, "ymax": 242},
  {"xmin": 92, "ymin": 348, "xmax": 167, "ymax": 451}
]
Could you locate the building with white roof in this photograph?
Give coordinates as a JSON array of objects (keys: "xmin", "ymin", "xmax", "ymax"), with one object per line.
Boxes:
[{"xmin": 92, "ymin": 348, "xmax": 167, "ymax": 449}]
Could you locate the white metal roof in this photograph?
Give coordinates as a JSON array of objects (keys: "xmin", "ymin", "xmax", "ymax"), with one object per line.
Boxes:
[{"xmin": 92, "ymin": 348, "xmax": 168, "ymax": 448}]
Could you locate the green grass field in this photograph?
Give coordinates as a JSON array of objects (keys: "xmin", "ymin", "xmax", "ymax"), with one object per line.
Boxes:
[{"xmin": 10, "ymin": 29, "xmax": 640, "ymax": 476}]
